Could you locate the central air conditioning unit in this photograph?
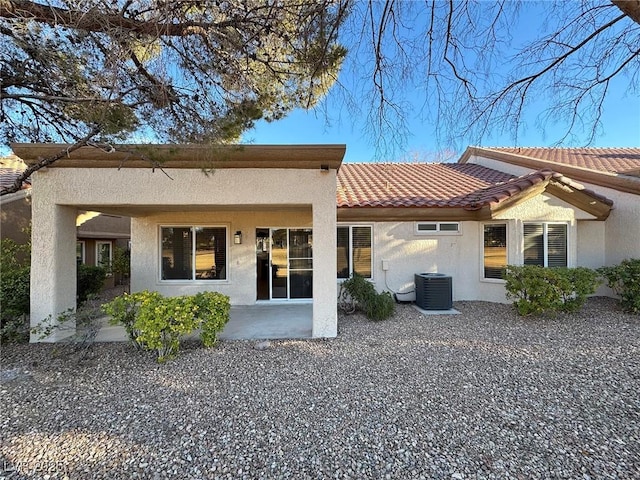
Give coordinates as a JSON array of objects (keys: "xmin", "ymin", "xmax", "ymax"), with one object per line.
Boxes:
[{"xmin": 414, "ymin": 273, "xmax": 453, "ymax": 310}]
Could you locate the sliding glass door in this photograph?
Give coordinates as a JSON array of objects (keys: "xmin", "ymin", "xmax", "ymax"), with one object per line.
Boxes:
[{"xmin": 256, "ymin": 228, "xmax": 312, "ymax": 300}]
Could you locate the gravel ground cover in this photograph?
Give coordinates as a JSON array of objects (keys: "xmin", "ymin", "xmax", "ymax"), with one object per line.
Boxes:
[{"xmin": 1, "ymin": 297, "xmax": 638, "ymax": 479}]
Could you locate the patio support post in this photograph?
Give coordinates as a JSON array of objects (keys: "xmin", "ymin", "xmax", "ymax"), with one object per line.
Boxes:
[
  {"xmin": 30, "ymin": 200, "xmax": 77, "ymax": 342},
  {"xmin": 312, "ymin": 193, "xmax": 338, "ymax": 337}
]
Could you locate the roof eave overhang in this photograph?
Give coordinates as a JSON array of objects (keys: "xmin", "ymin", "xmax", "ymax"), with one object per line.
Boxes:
[
  {"xmin": 0, "ymin": 187, "xmax": 31, "ymax": 206},
  {"xmin": 487, "ymin": 179, "xmax": 612, "ymax": 220},
  {"xmin": 546, "ymin": 180, "xmax": 612, "ymax": 220},
  {"xmin": 459, "ymin": 146, "xmax": 640, "ymax": 196},
  {"xmin": 10, "ymin": 143, "xmax": 346, "ymax": 170}
]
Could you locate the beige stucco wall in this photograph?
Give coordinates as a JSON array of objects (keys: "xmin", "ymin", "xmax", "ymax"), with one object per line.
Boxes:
[
  {"xmin": 365, "ymin": 191, "xmax": 599, "ymax": 304},
  {"xmin": 132, "ymin": 209, "xmax": 312, "ymax": 304},
  {"xmin": 30, "ymin": 167, "xmax": 338, "ymax": 339}
]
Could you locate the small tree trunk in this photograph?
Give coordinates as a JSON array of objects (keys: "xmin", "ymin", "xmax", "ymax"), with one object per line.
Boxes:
[{"xmin": 611, "ymin": 0, "xmax": 640, "ymax": 25}]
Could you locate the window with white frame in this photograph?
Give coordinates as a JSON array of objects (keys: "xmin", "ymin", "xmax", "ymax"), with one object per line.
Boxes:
[
  {"xmin": 415, "ymin": 222, "xmax": 460, "ymax": 234},
  {"xmin": 483, "ymin": 224, "xmax": 507, "ymax": 280},
  {"xmin": 523, "ymin": 223, "xmax": 567, "ymax": 267},
  {"xmin": 76, "ymin": 241, "xmax": 85, "ymax": 265},
  {"xmin": 161, "ymin": 226, "xmax": 227, "ymax": 280},
  {"xmin": 96, "ymin": 241, "xmax": 112, "ymax": 269},
  {"xmin": 337, "ymin": 225, "xmax": 372, "ymax": 279}
]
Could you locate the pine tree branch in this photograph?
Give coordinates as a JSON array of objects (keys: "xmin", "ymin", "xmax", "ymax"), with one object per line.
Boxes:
[{"xmin": 1, "ymin": 126, "xmax": 102, "ymax": 196}]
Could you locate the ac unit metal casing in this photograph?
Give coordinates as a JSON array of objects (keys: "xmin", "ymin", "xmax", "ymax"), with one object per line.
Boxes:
[{"xmin": 414, "ymin": 273, "xmax": 453, "ymax": 310}]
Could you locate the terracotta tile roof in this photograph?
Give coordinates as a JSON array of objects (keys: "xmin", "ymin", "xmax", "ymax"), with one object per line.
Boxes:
[
  {"xmin": 337, "ymin": 163, "xmax": 612, "ymax": 213},
  {"xmin": 337, "ymin": 163, "xmax": 514, "ymax": 208},
  {"xmin": 484, "ymin": 147, "xmax": 640, "ymax": 175},
  {"xmin": 0, "ymin": 155, "xmax": 30, "ymax": 191}
]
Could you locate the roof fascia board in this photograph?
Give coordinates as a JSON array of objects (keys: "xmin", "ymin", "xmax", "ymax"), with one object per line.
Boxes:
[
  {"xmin": 11, "ymin": 144, "xmax": 346, "ymax": 170},
  {"xmin": 0, "ymin": 188, "xmax": 31, "ymax": 205},
  {"xmin": 546, "ymin": 182, "xmax": 612, "ymax": 220}
]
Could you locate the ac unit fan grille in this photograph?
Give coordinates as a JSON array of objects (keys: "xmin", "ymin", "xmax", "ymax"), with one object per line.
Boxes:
[{"xmin": 414, "ymin": 273, "xmax": 453, "ymax": 310}]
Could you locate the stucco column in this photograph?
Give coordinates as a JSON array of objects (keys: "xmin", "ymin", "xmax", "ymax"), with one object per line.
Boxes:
[
  {"xmin": 312, "ymin": 180, "xmax": 338, "ymax": 337},
  {"xmin": 30, "ymin": 199, "xmax": 77, "ymax": 342}
]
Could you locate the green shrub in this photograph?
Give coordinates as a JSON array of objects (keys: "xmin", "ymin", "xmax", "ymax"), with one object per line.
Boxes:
[
  {"xmin": 100, "ymin": 290, "xmax": 149, "ymax": 349},
  {"xmin": 112, "ymin": 246, "xmax": 131, "ymax": 285},
  {"xmin": 1, "ymin": 238, "xmax": 31, "ymax": 320},
  {"xmin": 598, "ymin": 259, "xmax": 640, "ymax": 314},
  {"xmin": 364, "ymin": 291, "xmax": 396, "ymax": 321},
  {"xmin": 1, "ymin": 238, "xmax": 31, "ymax": 343},
  {"xmin": 77, "ymin": 265, "xmax": 106, "ymax": 304},
  {"xmin": 559, "ymin": 267, "xmax": 600, "ymax": 312},
  {"xmin": 103, "ymin": 290, "xmax": 231, "ymax": 362},
  {"xmin": 1, "ymin": 316, "xmax": 29, "ymax": 344},
  {"xmin": 1, "ymin": 238, "xmax": 30, "ymax": 271},
  {"xmin": 504, "ymin": 265, "xmax": 560, "ymax": 315},
  {"xmin": 504, "ymin": 265, "xmax": 600, "ymax": 316},
  {"xmin": 339, "ymin": 274, "xmax": 395, "ymax": 321},
  {"xmin": 0, "ymin": 266, "xmax": 30, "ymax": 320}
]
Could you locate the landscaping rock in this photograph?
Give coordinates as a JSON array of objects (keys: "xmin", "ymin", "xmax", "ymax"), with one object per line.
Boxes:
[{"xmin": 0, "ymin": 297, "xmax": 638, "ymax": 479}]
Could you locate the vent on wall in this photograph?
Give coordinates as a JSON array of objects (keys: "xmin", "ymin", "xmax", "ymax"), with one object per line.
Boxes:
[{"xmin": 414, "ymin": 273, "xmax": 453, "ymax": 310}]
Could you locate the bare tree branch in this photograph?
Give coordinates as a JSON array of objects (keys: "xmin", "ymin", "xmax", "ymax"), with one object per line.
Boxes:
[
  {"xmin": 611, "ymin": 0, "xmax": 640, "ymax": 24},
  {"xmin": 1, "ymin": 125, "xmax": 102, "ymax": 195}
]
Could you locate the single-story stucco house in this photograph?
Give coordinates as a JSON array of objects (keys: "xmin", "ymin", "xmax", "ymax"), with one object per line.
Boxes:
[{"xmin": 10, "ymin": 144, "xmax": 639, "ymax": 342}]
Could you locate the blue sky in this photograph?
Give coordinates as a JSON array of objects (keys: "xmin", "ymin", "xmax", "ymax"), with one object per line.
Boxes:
[
  {"xmin": 243, "ymin": 94, "xmax": 640, "ymax": 163},
  {"xmin": 242, "ymin": 2, "xmax": 640, "ymax": 164}
]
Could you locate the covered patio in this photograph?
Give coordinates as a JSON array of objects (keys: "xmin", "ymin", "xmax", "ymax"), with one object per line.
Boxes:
[{"xmin": 14, "ymin": 143, "xmax": 344, "ymax": 342}]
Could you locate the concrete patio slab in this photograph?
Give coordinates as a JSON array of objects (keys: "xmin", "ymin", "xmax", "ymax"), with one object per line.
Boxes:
[
  {"xmin": 220, "ymin": 303, "xmax": 313, "ymax": 340},
  {"xmin": 93, "ymin": 303, "xmax": 313, "ymax": 342},
  {"xmin": 412, "ymin": 304, "xmax": 460, "ymax": 315}
]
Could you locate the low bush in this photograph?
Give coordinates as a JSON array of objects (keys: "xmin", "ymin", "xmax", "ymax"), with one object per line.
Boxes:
[
  {"xmin": 0, "ymin": 266, "xmax": 30, "ymax": 320},
  {"xmin": 598, "ymin": 259, "xmax": 640, "ymax": 314},
  {"xmin": 31, "ymin": 298, "xmax": 106, "ymax": 360},
  {"xmin": 77, "ymin": 265, "xmax": 106, "ymax": 304},
  {"xmin": 1, "ymin": 239, "xmax": 31, "ymax": 343},
  {"xmin": 1, "ymin": 316, "xmax": 30, "ymax": 344},
  {"xmin": 504, "ymin": 265, "xmax": 600, "ymax": 316},
  {"xmin": 339, "ymin": 274, "xmax": 395, "ymax": 321},
  {"xmin": 103, "ymin": 290, "xmax": 231, "ymax": 362}
]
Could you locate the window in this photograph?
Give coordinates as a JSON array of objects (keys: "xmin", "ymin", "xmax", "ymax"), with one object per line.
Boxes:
[
  {"xmin": 161, "ymin": 226, "xmax": 227, "ymax": 280},
  {"xmin": 337, "ymin": 225, "xmax": 372, "ymax": 279},
  {"xmin": 415, "ymin": 222, "xmax": 460, "ymax": 234},
  {"xmin": 524, "ymin": 223, "xmax": 567, "ymax": 267},
  {"xmin": 76, "ymin": 241, "xmax": 85, "ymax": 265},
  {"xmin": 483, "ymin": 224, "xmax": 507, "ymax": 279},
  {"xmin": 96, "ymin": 241, "xmax": 112, "ymax": 269}
]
